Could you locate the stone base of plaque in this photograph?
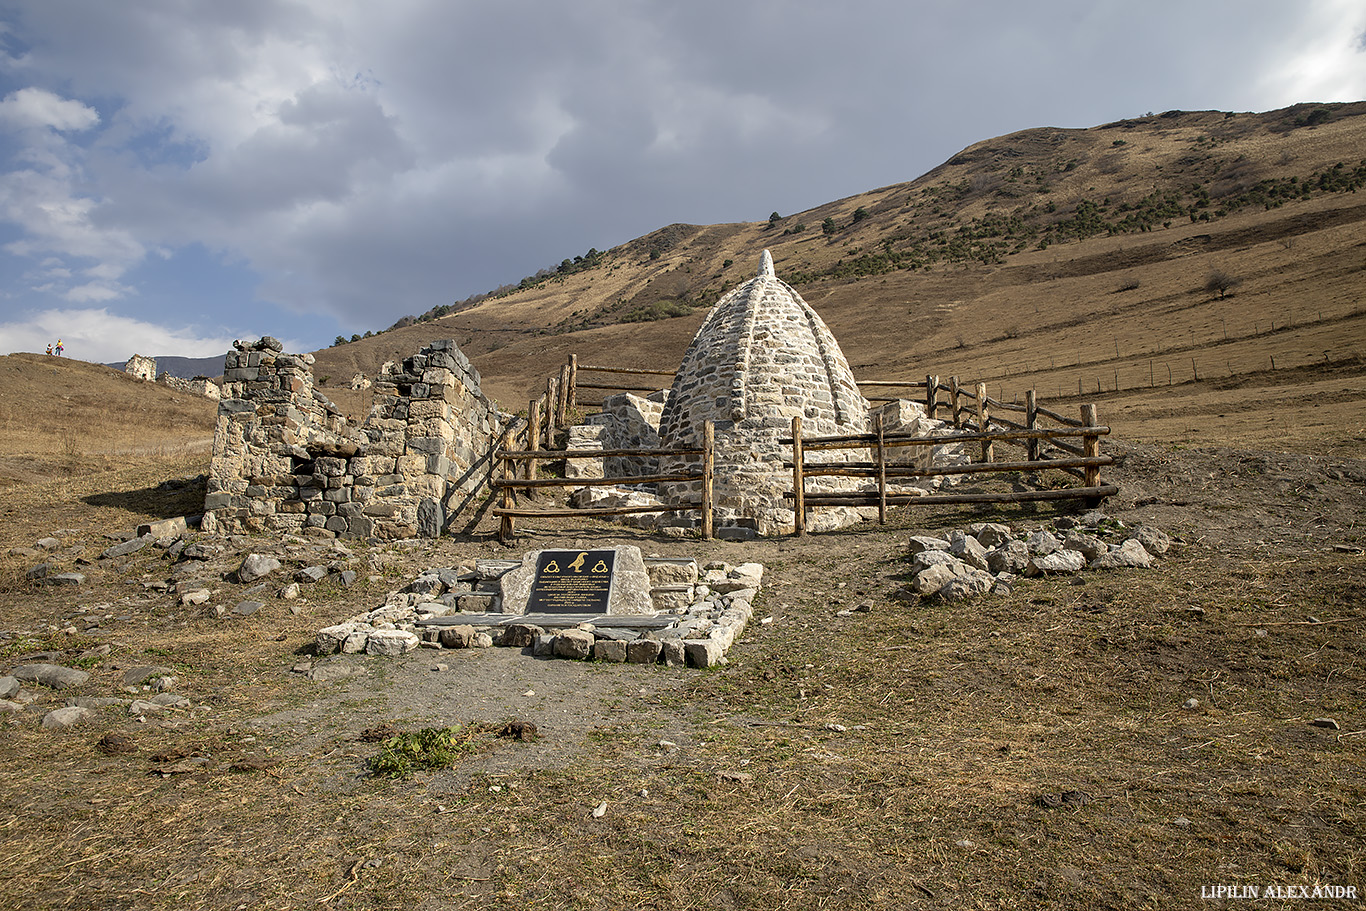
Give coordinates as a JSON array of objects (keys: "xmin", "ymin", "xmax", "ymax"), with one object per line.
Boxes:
[{"xmin": 499, "ymin": 545, "xmax": 655, "ymax": 616}]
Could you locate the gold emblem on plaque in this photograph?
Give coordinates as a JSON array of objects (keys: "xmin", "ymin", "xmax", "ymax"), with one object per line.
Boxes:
[{"xmin": 567, "ymin": 552, "xmax": 588, "ymax": 572}]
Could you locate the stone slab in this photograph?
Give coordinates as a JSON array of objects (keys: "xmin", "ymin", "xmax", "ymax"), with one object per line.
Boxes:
[{"xmin": 500, "ymin": 545, "xmax": 654, "ymax": 616}]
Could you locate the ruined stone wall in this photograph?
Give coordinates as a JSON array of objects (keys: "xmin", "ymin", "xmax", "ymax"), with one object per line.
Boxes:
[
  {"xmin": 124, "ymin": 354, "xmax": 157, "ymax": 381},
  {"xmin": 585, "ymin": 390, "xmax": 668, "ymax": 477},
  {"xmin": 157, "ymin": 372, "xmax": 221, "ymax": 401},
  {"xmin": 203, "ymin": 337, "xmax": 504, "ymax": 539}
]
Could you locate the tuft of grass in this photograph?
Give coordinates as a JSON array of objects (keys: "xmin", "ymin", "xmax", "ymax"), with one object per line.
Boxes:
[{"xmin": 367, "ymin": 724, "xmax": 497, "ymax": 778}]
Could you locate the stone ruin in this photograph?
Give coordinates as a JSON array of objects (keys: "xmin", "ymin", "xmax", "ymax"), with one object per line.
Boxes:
[
  {"xmin": 158, "ymin": 373, "xmax": 222, "ymax": 401},
  {"xmin": 123, "ymin": 354, "xmax": 157, "ymax": 381},
  {"xmin": 124, "ymin": 353, "xmax": 221, "ymax": 400},
  {"xmin": 203, "ymin": 336, "xmax": 506, "ymax": 540},
  {"xmin": 568, "ymin": 251, "xmax": 965, "ymax": 536}
]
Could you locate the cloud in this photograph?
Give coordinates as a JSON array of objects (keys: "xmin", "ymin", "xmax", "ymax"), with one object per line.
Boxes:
[
  {"xmin": 0, "ymin": 307, "xmax": 240, "ymax": 363},
  {"xmin": 0, "ymin": 0, "xmax": 1364, "ymax": 355},
  {"xmin": 0, "ymin": 86, "xmax": 99, "ymax": 132}
]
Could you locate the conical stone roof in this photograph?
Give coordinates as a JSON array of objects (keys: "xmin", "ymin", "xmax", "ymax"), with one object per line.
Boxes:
[
  {"xmin": 659, "ymin": 250, "xmax": 869, "ymax": 534},
  {"xmin": 660, "ymin": 250, "xmax": 867, "ymax": 443}
]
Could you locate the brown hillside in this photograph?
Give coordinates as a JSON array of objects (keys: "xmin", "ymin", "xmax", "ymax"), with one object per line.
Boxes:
[
  {"xmin": 311, "ymin": 102, "xmax": 1366, "ymax": 455},
  {"xmin": 0, "ymin": 353, "xmax": 217, "ymax": 489}
]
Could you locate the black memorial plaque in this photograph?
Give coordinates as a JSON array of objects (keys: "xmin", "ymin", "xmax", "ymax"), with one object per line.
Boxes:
[{"xmin": 525, "ymin": 549, "xmax": 617, "ymax": 614}]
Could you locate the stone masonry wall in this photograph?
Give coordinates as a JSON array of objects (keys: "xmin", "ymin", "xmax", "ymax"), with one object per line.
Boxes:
[
  {"xmin": 158, "ymin": 372, "xmax": 222, "ymax": 401},
  {"xmin": 204, "ymin": 337, "xmax": 504, "ymax": 539},
  {"xmin": 657, "ymin": 253, "xmax": 870, "ymax": 535},
  {"xmin": 124, "ymin": 354, "xmax": 157, "ymax": 381},
  {"xmin": 585, "ymin": 390, "xmax": 668, "ymax": 478}
]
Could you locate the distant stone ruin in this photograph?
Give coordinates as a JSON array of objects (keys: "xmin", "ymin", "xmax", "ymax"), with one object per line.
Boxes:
[
  {"xmin": 157, "ymin": 372, "xmax": 221, "ymax": 401},
  {"xmin": 203, "ymin": 336, "xmax": 506, "ymax": 539},
  {"xmin": 124, "ymin": 354, "xmax": 157, "ymax": 381}
]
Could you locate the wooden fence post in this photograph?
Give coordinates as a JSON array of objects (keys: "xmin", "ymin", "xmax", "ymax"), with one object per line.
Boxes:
[
  {"xmin": 567, "ymin": 354, "xmax": 578, "ymax": 409},
  {"xmin": 876, "ymin": 411, "xmax": 887, "ymax": 525},
  {"xmin": 1081, "ymin": 403, "xmax": 1100, "ymax": 490},
  {"xmin": 498, "ymin": 428, "xmax": 515, "ymax": 544},
  {"xmin": 791, "ymin": 415, "xmax": 805, "ymax": 537},
  {"xmin": 556, "ymin": 363, "xmax": 571, "ymax": 428},
  {"xmin": 527, "ymin": 398, "xmax": 542, "ymax": 496},
  {"xmin": 976, "ymin": 383, "xmax": 993, "ymax": 463},
  {"xmin": 950, "ymin": 376, "xmax": 962, "ymax": 428},
  {"xmin": 1025, "ymin": 389, "xmax": 1038, "ymax": 463},
  {"xmin": 545, "ymin": 376, "xmax": 558, "ymax": 445},
  {"xmin": 925, "ymin": 374, "xmax": 938, "ymax": 420},
  {"xmin": 701, "ymin": 420, "xmax": 715, "ymax": 540}
]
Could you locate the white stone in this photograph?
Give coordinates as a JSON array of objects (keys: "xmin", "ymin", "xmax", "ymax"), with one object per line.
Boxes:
[{"xmin": 365, "ymin": 629, "xmax": 419, "ymax": 656}]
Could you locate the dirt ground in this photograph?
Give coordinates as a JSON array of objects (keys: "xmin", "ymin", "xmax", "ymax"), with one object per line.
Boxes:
[{"xmin": 1, "ymin": 434, "xmax": 1363, "ymax": 910}]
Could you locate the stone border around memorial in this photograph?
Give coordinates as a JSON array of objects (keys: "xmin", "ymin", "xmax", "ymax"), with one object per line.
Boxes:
[{"xmin": 313, "ymin": 554, "xmax": 762, "ymax": 669}]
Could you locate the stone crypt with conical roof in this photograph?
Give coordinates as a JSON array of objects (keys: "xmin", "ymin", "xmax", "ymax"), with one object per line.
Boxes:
[{"xmin": 658, "ymin": 250, "xmax": 871, "ymax": 535}]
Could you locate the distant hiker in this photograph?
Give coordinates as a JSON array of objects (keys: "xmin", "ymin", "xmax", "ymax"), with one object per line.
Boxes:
[
  {"xmin": 55, "ymin": 339, "xmax": 63, "ymax": 356},
  {"xmin": 46, "ymin": 344, "xmax": 53, "ymax": 355}
]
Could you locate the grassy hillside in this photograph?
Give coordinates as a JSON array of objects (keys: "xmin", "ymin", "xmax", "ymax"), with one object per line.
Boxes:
[{"xmin": 311, "ymin": 102, "xmax": 1366, "ymax": 455}]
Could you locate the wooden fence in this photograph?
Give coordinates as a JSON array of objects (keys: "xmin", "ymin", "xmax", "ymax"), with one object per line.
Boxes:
[
  {"xmin": 502, "ymin": 361, "xmax": 1115, "ymax": 539},
  {"xmin": 491, "ymin": 420, "xmax": 716, "ymax": 543},
  {"xmin": 783, "ymin": 376, "xmax": 1116, "ymax": 535}
]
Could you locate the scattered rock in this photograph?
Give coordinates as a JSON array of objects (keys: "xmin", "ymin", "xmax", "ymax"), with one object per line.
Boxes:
[
  {"xmin": 12, "ymin": 663, "xmax": 89, "ymax": 690},
  {"xmin": 235, "ymin": 553, "xmax": 281, "ymax": 583},
  {"xmin": 42, "ymin": 706, "xmax": 94, "ymax": 729},
  {"xmin": 100, "ymin": 534, "xmax": 154, "ymax": 560}
]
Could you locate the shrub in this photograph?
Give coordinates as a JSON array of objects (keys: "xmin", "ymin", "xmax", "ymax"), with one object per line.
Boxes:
[{"xmin": 1204, "ymin": 270, "xmax": 1242, "ymax": 299}]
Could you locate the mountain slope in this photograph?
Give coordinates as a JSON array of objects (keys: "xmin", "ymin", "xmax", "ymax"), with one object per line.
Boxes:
[{"xmin": 308, "ymin": 102, "xmax": 1366, "ymax": 453}]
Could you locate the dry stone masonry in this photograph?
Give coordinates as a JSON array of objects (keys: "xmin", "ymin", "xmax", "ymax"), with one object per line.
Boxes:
[
  {"xmin": 158, "ymin": 373, "xmax": 221, "ymax": 401},
  {"xmin": 658, "ymin": 251, "xmax": 870, "ymax": 536},
  {"xmin": 123, "ymin": 354, "xmax": 157, "ymax": 381},
  {"xmin": 203, "ymin": 336, "xmax": 506, "ymax": 540},
  {"xmin": 313, "ymin": 547, "xmax": 761, "ymax": 669},
  {"xmin": 561, "ymin": 251, "xmax": 965, "ymax": 537}
]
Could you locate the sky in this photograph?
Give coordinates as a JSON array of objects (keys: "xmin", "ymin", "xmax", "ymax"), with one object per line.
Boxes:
[{"xmin": 0, "ymin": 1, "xmax": 1364, "ymax": 364}]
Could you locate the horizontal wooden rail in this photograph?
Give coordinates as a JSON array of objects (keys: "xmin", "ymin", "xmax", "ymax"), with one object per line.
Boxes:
[
  {"xmin": 787, "ymin": 485, "xmax": 1119, "ymax": 508},
  {"xmin": 575, "ymin": 381, "xmax": 669, "ymax": 392},
  {"xmin": 494, "ymin": 471, "xmax": 702, "ymax": 489},
  {"xmin": 497, "ymin": 419, "xmax": 714, "ymax": 542},
  {"xmin": 792, "ymin": 455, "xmax": 1112, "ymax": 478},
  {"xmin": 1034, "ymin": 405, "xmax": 1086, "ymax": 427},
  {"xmin": 856, "ymin": 380, "xmax": 931, "ymax": 388},
  {"xmin": 577, "ymin": 364, "xmax": 677, "ymax": 377},
  {"xmin": 493, "ymin": 503, "xmax": 696, "ymax": 519},
  {"xmin": 783, "ymin": 425, "xmax": 1110, "ymax": 451},
  {"xmin": 500, "ymin": 446, "xmax": 703, "ymax": 460}
]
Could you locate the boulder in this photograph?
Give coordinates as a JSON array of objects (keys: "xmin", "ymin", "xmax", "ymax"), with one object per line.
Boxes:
[
  {"xmin": 553, "ymin": 629, "xmax": 595, "ymax": 660},
  {"xmin": 11, "ymin": 663, "xmax": 89, "ymax": 690},
  {"xmin": 1127, "ymin": 526, "xmax": 1171, "ymax": 556},
  {"xmin": 365, "ymin": 629, "xmax": 419, "ymax": 657},
  {"xmin": 1092, "ymin": 539, "xmax": 1155, "ymax": 569},
  {"xmin": 235, "ymin": 553, "xmax": 281, "ymax": 583},
  {"xmin": 1026, "ymin": 549, "xmax": 1087, "ymax": 576},
  {"xmin": 42, "ymin": 706, "xmax": 94, "ymax": 729}
]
